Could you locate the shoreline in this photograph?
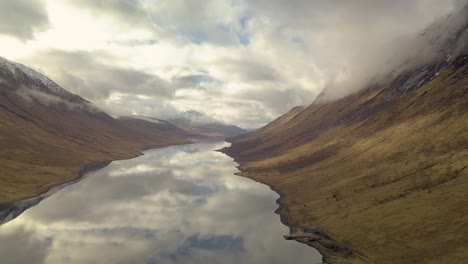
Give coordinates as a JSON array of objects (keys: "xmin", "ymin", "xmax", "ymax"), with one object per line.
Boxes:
[
  {"xmin": 3, "ymin": 140, "xmax": 372, "ymax": 263},
  {"xmin": 0, "ymin": 141, "xmax": 192, "ymax": 225},
  {"xmin": 228, "ymin": 164, "xmax": 373, "ymax": 264},
  {"xmin": 0, "ymin": 160, "xmax": 111, "ymax": 225}
]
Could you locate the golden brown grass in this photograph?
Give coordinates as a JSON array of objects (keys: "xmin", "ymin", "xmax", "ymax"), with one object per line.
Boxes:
[
  {"xmin": 0, "ymin": 82, "xmax": 189, "ymax": 204},
  {"xmin": 224, "ymin": 57, "xmax": 468, "ymax": 263}
]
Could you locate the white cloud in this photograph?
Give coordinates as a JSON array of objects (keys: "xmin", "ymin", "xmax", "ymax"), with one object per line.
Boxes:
[
  {"xmin": 0, "ymin": 0, "xmax": 464, "ymax": 128},
  {"xmin": 0, "ymin": 0, "xmax": 49, "ymax": 40}
]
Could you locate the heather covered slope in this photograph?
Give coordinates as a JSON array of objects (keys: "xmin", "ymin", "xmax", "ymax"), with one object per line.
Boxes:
[
  {"xmin": 0, "ymin": 58, "xmax": 190, "ymax": 205},
  {"xmin": 223, "ymin": 54, "xmax": 468, "ymax": 263}
]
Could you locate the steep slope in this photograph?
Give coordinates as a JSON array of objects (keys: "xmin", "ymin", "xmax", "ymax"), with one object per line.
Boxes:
[
  {"xmin": 222, "ymin": 8, "xmax": 468, "ymax": 264},
  {"xmin": 168, "ymin": 110, "xmax": 248, "ymax": 138},
  {"xmin": 228, "ymin": 106, "xmax": 305, "ymax": 142},
  {"xmin": 0, "ymin": 57, "xmax": 190, "ymax": 205}
]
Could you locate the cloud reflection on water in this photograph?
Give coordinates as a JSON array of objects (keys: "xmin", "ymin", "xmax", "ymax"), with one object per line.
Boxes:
[{"xmin": 0, "ymin": 142, "xmax": 322, "ymax": 264}]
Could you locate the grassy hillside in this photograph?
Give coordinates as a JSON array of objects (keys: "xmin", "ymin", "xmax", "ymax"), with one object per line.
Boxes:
[
  {"xmin": 223, "ymin": 55, "xmax": 468, "ymax": 263},
  {"xmin": 0, "ymin": 74, "xmax": 190, "ymax": 205}
]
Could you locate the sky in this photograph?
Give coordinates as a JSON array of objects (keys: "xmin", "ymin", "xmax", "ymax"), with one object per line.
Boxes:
[{"xmin": 0, "ymin": 0, "xmax": 463, "ymax": 128}]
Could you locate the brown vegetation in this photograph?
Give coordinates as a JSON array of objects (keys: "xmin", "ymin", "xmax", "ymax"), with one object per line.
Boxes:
[
  {"xmin": 0, "ymin": 80, "xmax": 189, "ymax": 205},
  {"xmin": 223, "ymin": 55, "xmax": 468, "ymax": 263}
]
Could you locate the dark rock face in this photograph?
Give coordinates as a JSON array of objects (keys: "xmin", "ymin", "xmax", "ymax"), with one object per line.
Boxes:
[
  {"xmin": 386, "ymin": 62, "xmax": 446, "ymax": 98},
  {"xmin": 382, "ymin": 4, "xmax": 468, "ymax": 99}
]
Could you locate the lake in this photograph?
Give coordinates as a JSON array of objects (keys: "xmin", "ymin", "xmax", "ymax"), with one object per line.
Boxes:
[{"xmin": 0, "ymin": 141, "xmax": 322, "ymax": 264}]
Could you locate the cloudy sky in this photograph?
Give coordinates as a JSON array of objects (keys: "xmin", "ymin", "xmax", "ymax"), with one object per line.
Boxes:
[{"xmin": 0, "ymin": 0, "xmax": 463, "ymax": 128}]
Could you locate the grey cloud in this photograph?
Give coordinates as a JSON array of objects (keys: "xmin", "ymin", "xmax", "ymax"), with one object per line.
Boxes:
[
  {"xmin": 455, "ymin": 0, "xmax": 468, "ymax": 8},
  {"xmin": 86, "ymin": 0, "xmax": 466, "ymax": 116},
  {"xmin": 15, "ymin": 86, "xmax": 100, "ymax": 113},
  {"xmin": 235, "ymin": 86, "xmax": 311, "ymax": 116},
  {"xmin": 27, "ymin": 168, "xmax": 201, "ymax": 223},
  {"xmin": 149, "ymin": 235, "xmax": 245, "ymax": 264},
  {"xmin": 216, "ymin": 59, "xmax": 279, "ymax": 82},
  {"xmin": 23, "ymin": 50, "xmax": 174, "ymax": 101},
  {"xmin": 70, "ymin": 0, "xmax": 148, "ymax": 26},
  {"xmin": 0, "ymin": 0, "xmax": 49, "ymax": 40},
  {"xmin": 179, "ymin": 235, "xmax": 244, "ymax": 252},
  {"xmin": 172, "ymin": 74, "xmax": 217, "ymax": 89},
  {"xmin": 246, "ymin": 0, "xmax": 457, "ymax": 29},
  {"xmin": 0, "ymin": 227, "xmax": 50, "ymax": 264},
  {"xmin": 109, "ymin": 94, "xmax": 180, "ymax": 119},
  {"xmin": 72, "ymin": 0, "xmax": 247, "ymax": 45},
  {"xmin": 43, "ymin": 228, "xmax": 186, "ymax": 264},
  {"xmin": 11, "ymin": 0, "xmax": 468, "ymax": 128},
  {"xmin": 245, "ymin": 0, "xmax": 464, "ymax": 100},
  {"xmin": 146, "ymin": 0, "xmax": 247, "ymax": 45}
]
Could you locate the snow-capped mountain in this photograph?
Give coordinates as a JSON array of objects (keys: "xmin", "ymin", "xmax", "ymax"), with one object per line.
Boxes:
[
  {"xmin": 0, "ymin": 57, "xmax": 189, "ymax": 209},
  {"xmin": 0, "ymin": 57, "xmax": 86, "ymax": 104},
  {"xmin": 382, "ymin": 4, "xmax": 468, "ymax": 97},
  {"xmin": 130, "ymin": 115, "xmax": 165, "ymax": 124},
  {"xmin": 118, "ymin": 115, "xmax": 191, "ymax": 138},
  {"xmin": 173, "ymin": 110, "xmax": 217, "ymax": 125},
  {"xmin": 167, "ymin": 110, "xmax": 247, "ymax": 138}
]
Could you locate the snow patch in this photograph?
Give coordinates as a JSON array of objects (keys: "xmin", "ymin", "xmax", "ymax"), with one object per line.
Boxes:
[
  {"xmin": 174, "ymin": 110, "xmax": 218, "ymax": 125},
  {"xmin": 0, "ymin": 57, "xmax": 18, "ymax": 77},
  {"xmin": 133, "ymin": 116, "xmax": 165, "ymax": 124},
  {"xmin": 0, "ymin": 57, "xmax": 82, "ymax": 103}
]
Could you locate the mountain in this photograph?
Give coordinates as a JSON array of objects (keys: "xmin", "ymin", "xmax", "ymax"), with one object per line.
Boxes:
[
  {"xmin": 0, "ymin": 57, "xmax": 190, "ymax": 205},
  {"xmin": 222, "ymin": 7, "xmax": 468, "ymax": 264},
  {"xmin": 176, "ymin": 110, "xmax": 212, "ymax": 124},
  {"xmin": 167, "ymin": 110, "xmax": 247, "ymax": 138},
  {"xmin": 0, "ymin": 58, "xmax": 87, "ymax": 104},
  {"xmin": 117, "ymin": 115, "xmax": 191, "ymax": 139},
  {"xmin": 228, "ymin": 105, "xmax": 306, "ymax": 144}
]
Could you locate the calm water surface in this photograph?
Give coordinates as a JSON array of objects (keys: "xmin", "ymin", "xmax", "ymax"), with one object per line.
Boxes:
[{"xmin": 0, "ymin": 142, "xmax": 322, "ymax": 264}]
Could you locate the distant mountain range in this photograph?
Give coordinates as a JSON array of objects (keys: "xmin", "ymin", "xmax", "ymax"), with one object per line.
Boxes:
[
  {"xmin": 174, "ymin": 110, "xmax": 215, "ymax": 124},
  {"xmin": 117, "ymin": 115, "xmax": 191, "ymax": 139},
  {"xmin": 166, "ymin": 110, "xmax": 248, "ymax": 138},
  {"xmin": 117, "ymin": 111, "xmax": 248, "ymax": 139},
  {"xmin": 222, "ymin": 5, "xmax": 468, "ymax": 264}
]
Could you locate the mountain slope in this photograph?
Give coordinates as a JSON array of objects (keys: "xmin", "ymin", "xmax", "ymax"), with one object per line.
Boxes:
[
  {"xmin": 0, "ymin": 57, "xmax": 190, "ymax": 205},
  {"xmin": 222, "ymin": 9, "xmax": 468, "ymax": 264}
]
